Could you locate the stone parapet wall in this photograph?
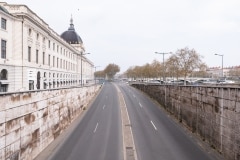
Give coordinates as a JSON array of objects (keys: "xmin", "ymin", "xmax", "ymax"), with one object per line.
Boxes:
[
  {"xmin": 0, "ymin": 85, "xmax": 101, "ymax": 160},
  {"xmin": 132, "ymin": 84, "xmax": 240, "ymax": 160}
]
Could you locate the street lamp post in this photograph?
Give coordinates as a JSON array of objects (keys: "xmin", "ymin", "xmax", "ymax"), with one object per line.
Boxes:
[
  {"xmin": 81, "ymin": 52, "xmax": 90, "ymax": 86},
  {"xmin": 214, "ymin": 54, "xmax": 224, "ymax": 77},
  {"xmin": 93, "ymin": 66, "xmax": 101, "ymax": 84},
  {"xmin": 155, "ymin": 52, "xmax": 172, "ymax": 82}
]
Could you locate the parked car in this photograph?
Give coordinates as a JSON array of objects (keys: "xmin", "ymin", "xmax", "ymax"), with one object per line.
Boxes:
[
  {"xmin": 202, "ymin": 79, "xmax": 218, "ymax": 85},
  {"xmin": 167, "ymin": 79, "xmax": 191, "ymax": 85},
  {"xmin": 147, "ymin": 80, "xmax": 164, "ymax": 84},
  {"xmin": 217, "ymin": 79, "xmax": 235, "ymax": 84}
]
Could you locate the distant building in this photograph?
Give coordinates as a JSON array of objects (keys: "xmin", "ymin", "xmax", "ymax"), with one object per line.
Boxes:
[
  {"xmin": 207, "ymin": 66, "xmax": 240, "ymax": 78},
  {"xmin": 0, "ymin": 2, "xmax": 94, "ymax": 92}
]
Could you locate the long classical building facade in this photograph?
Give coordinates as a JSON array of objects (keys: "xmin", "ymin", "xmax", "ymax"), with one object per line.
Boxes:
[{"xmin": 0, "ymin": 2, "xmax": 94, "ymax": 92}]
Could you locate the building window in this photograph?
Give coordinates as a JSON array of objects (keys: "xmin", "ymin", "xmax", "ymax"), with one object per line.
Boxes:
[
  {"xmin": 37, "ymin": 72, "xmax": 40, "ymax": 89},
  {"xmin": 48, "ymin": 54, "xmax": 50, "ymax": 66},
  {"xmin": 36, "ymin": 33, "xmax": 39, "ymax": 40},
  {"xmin": 48, "ymin": 40, "xmax": 51, "ymax": 49},
  {"xmin": 53, "ymin": 56, "xmax": 55, "ymax": 67},
  {"xmin": 44, "ymin": 82, "xmax": 47, "ymax": 89},
  {"xmin": 1, "ymin": 18, "xmax": 6, "ymax": 30},
  {"xmin": 29, "ymin": 80, "xmax": 34, "ymax": 90},
  {"xmin": 1, "ymin": 40, "xmax": 6, "ymax": 59},
  {"xmin": 43, "ymin": 52, "xmax": 45, "ymax": 65},
  {"xmin": 0, "ymin": 83, "xmax": 8, "ymax": 92},
  {"xmin": 36, "ymin": 49, "xmax": 39, "ymax": 64},
  {"xmin": 53, "ymin": 43, "xmax": 55, "ymax": 51},
  {"xmin": 28, "ymin": 46, "xmax": 31, "ymax": 62},
  {"xmin": 57, "ymin": 58, "xmax": 59, "ymax": 68},
  {"xmin": 28, "ymin": 28, "xmax": 32, "ymax": 36},
  {"xmin": 0, "ymin": 69, "xmax": 7, "ymax": 80},
  {"xmin": 0, "ymin": 69, "xmax": 8, "ymax": 92}
]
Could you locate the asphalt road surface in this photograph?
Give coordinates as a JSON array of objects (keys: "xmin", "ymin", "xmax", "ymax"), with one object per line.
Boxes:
[
  {"xmin": 36, "ymin": 81, "xmax": 223, "ymax": 160},
  {"xmin": 45, "ymin": 82, "xmax": 123, "ymax": 160},
  {"xmin": 118, "ymin": 82, "xmax": 222, "ymax": 160}
]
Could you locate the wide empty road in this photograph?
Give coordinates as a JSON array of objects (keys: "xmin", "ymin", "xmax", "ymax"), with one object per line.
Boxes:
[
  {"xmin": 118, "ymin": 82, "xmax": 221, "ymax": 160},
  {"xmin": 46, "ymin": 82, "xmax": 123, "ymax": 160},
  {"xmin": 36, "ymin": 81, "xmax": 222, "ymax": 160}
]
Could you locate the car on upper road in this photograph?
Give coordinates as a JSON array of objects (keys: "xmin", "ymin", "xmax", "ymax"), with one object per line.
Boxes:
[{"xmin": 217, "ymin": 79, "xmax": 235, "ymax": 84}]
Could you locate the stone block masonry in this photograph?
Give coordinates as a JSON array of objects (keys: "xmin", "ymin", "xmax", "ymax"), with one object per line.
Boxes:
[
  {"xmin": 0, "ymin": 85, "xmax": 100, "ymax": 160},
  {"xmin": 132, "ymin": 84, "xmax": 240, "ymax": 160}
]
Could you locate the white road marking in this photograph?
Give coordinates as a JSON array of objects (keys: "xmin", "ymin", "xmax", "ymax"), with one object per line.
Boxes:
[
  {"xmin": 103, "ymin": 105, "xmax": 106, "ymax": 110},
  {"xmin": 151, "ymin": 121, "xmax": 158, "ymax": 131},
  {"xmin": 113, "ymin": 84, "xmax": 138, "ymax": 160},
  {"xmin": 133, "ymin": 94, "xmax": 136, "ymax": 98},
  {"xmin": 139, "ymin": 102, "xmax": 143, "ymax": 108},
  {"xmin": 94, "ymin": 123, "xmax": 99, "ymax": 133}
]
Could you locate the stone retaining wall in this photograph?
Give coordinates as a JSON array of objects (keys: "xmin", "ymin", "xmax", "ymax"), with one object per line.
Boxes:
[
  {"xmin": 132, "ymin": 84, "xmax": 240, "ymax": 160},
  {"xmin": 0, "ymin": 85, "xmax": 100, "ymax": 160}
]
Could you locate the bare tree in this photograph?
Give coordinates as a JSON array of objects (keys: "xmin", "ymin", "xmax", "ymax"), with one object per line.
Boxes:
[
  {"xmin": 166, "ymin": 55, "xmax": 180, "ymax": 80},
  {"xmin": 151, "ymin": 59, "xmax": 162, "ymax": 79},
  {"xmin": 125, "ymin": 60, "xmax": 163, "ymax": 81},
  {"xmin": 125, "ymin": 66, "xmax": 137, "ymax": 80},
  {"xmin": 173, "ymin": 47, "xmax": 203, "ymax": 79},
  {"xmin": 104, "ymin": 63, "xmax": 120, "ymax": 80},
  {"xmin": 192, "ymin": 63, "xmax": 208, "ymax": 77},
  {"xmin": 94, "ymin": 70, "xmax": 105, "ymax": 78},
  {"xmin": 125, "ymin": 47, "xmax": 206, "ymax": 83}
]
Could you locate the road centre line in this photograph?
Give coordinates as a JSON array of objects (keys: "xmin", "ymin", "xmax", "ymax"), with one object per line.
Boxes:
[
  {"xmin": 114, "ymin": 84, "xmax": 138, "ymax": 160},
  {"xmin": 94, "ymin": 123, "xmax": 99, "ymax": 133},
  {"xmin": 151, "ymin": 121, "xmax": 158, "ymax": 131},
  {"xmin": 103, "ymin": 105, "xmax": 106, "ymax": 110},
  {"xmin": 133, "ymin": 94, "xmax": 136, "ymax": 98},
  {"xmin": 139, "ymin": 102, "xmax": 143, "ymax": 108}
]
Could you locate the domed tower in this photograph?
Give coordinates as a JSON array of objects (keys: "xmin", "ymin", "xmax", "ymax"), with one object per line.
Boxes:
[{"xmin": 61, "ymin": 17, "xmax": 85, "ymax": 52}]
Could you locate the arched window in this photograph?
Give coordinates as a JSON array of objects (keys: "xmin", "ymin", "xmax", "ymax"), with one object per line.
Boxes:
[{"xmin": 0, "ymin": 69, "xmax": 7, "ymax": 80}]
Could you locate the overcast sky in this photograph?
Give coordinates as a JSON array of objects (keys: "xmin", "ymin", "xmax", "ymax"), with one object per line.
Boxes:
[{"xmin": 9, "ymin": 0, "xmax": 240, "ymax": 73}]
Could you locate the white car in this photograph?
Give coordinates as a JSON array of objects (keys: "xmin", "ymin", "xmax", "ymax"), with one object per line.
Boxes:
[{"xmin": 217, "ymin": 79, "xmax": 235, "ymax": 84}]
